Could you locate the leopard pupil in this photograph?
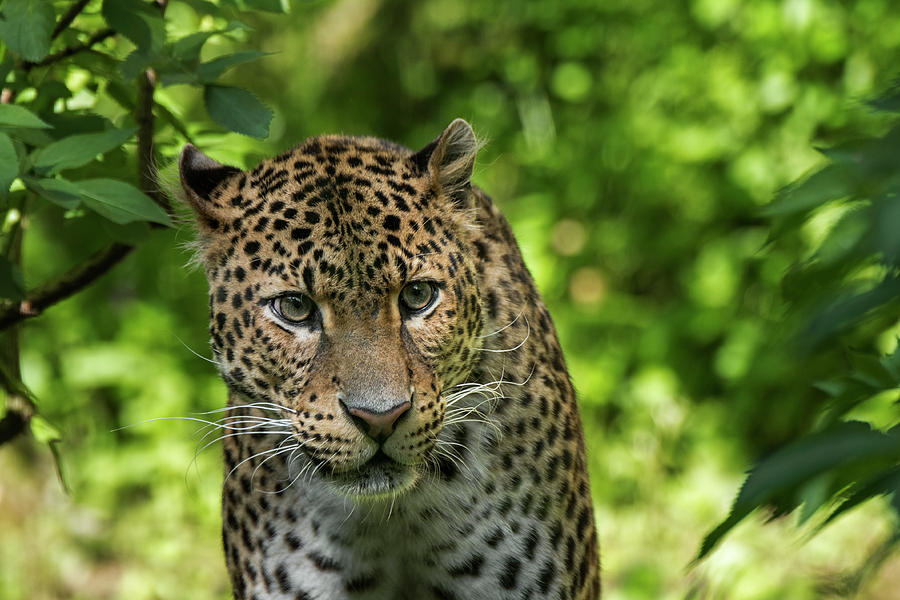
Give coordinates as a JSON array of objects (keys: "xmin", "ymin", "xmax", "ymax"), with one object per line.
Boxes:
[
  {"xmin": 403, "ymin": 282, "xmax": 432, "ymax": 310},
  {"xmin": 280, "ymin": 296, "xmax": 310, "ymax": 321}
]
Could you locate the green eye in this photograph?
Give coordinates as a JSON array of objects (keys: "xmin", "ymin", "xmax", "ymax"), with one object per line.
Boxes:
[
  {"xmin": 400, "ymin": 281, "xmax": 437, "ymax": 312},
  {"xmin": 272, "ymin": 294, "xmax": 314, "ymax": 323}
]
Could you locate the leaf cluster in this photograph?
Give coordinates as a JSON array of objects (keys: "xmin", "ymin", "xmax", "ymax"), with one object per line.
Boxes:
[{"xmin": 699, "ymin": 83, "xmax": 900, "ymax": 560}]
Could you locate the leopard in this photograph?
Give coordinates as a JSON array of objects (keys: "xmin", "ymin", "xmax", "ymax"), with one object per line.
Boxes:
[{"xmin": 177, "ymin": 119, "xmax": 600, "ymax": 600}]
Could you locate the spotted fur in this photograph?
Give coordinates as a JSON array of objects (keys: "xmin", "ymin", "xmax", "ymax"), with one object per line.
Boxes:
[{"xmin": 179, "ymin": 119, "xmax": 600, "ymax": 599}]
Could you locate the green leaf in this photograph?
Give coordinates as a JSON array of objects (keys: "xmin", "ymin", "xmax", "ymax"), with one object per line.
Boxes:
[
  {"xmin": 824, "ymin": 465, "xmax": 900, "ymax": 525},
  {"xmin": 696, "ymin": 422, "xmax": 900, "ymax": 561},
  {"xmin": 0, "ymin": 0, "xmax": 54, "ymax": 62},
  {"xmin": 0, "ymin": 255, "xmax": 24, "ymax": 300},
  {"xmin": 30, "ymin": 413, "xmax": 61, "ymax": 444},
  {"xmin": 102, "ymin": 0, "xmax": 166, "ymax": 51},
  {"xmin": 121, "ymin": 48, "xmax": 157, "ymax": 81},
  {"xmin": 0, "ymin": 132, "xmax": 19, "ymax": 199},
  {"xmin": 196, "ymin": 50, "xmax": 269, "ymax": 82},
  {"xmin": 76, "ymin": 179, "xmax": 173, "ymax": 226},
  {"xmin": 172, "ymin": 30, "xmax": 218, "ymax": 61},
  {"xmin": 869, "ymin": 81, "xmax": 900, "ymax": 113},
  {"xmin": 23, "ymin": 176, "xmax": 82, "ymax": 209},
  {"xmin": 0, "ymin": 104, "xmax": 51, "ymax": 129},
  {"xmin": 761, "ymin": 165, "xmax": 852, "ymax": 217},
  {"xmin": 31, "ymin": 127, "xmax": 137, "ymax": 175},
  {"xmin": 803, "ymin": 276, "xmax": 900, "ymax": 349},
  {"xmin": 203, "ymin": 85, "xmax": 271, "ymax": 138},
  {"xmin": 882, "ymin": 343, "xmax": 900, "ymax": 384},
  {"xmin": 240, "ymin": 0, "xmax": 288, "ymax": 12}
]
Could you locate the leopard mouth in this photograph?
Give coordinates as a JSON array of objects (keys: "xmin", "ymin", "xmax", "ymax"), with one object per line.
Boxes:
[{"xmin": 324, "ymin": 449, "xmax": 419, "ymax": 500}]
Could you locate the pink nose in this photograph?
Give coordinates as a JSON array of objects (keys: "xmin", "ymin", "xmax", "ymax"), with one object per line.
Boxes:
[{"xmin": 341, "ymin": 400, "xmax": 411, "ymax": 443}]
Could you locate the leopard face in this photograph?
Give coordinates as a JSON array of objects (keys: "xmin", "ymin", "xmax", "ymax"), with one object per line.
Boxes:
[{"xmin": 180, "ymin": 120, "xmax": 482, "ymax": 499}]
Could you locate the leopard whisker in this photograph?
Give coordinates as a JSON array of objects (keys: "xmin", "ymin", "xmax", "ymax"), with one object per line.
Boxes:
[
  {"xmin": 476, "ymin": 309, "xmax": 524, "ymax": 339},
  {"xmin": 474, "ymin": 313, "xmax": 530, "ymax": 353}
]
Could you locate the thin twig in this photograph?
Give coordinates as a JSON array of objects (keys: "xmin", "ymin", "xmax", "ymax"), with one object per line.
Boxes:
[
  {"xmin": 0, "ymin": 242, "xmax": 134, "ymax": 331},
  {"xmin": 52, "ymin": 0, "xmax": 92, "ymax": 40}
]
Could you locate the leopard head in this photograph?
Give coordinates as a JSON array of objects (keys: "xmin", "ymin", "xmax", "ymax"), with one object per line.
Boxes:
[{"xmin": 179, "ymin": 120, "xmax": 484, "ymax": 499}]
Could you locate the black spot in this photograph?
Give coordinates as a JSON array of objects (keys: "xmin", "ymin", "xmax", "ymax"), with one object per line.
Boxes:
[
  {"xmin": 447, "ymin": 554, "xmax": 484, "ymax": 577},
  {"xmin": 291, "ymin": 228, "xmax": 311, "ymax": 240},
  {"xmin": 537, "ymin": 560, "xmax": 556, "ymax": 594},
  {"xmin": 383, "ymin": 215, "xmax": 400, "ymax": 231},
  {"xmin": 275, "ymin": 564, "xmax": 292, "ymax": 593},
  {"xmin": 244, "ymin": 241, "xmax": 260, "ymax": 254},
  {"xmin": 431, "ymin": 586, "xmax": 459, "ymax": 600},
  {"xmin": 344, "ymin": 573, "xmax": 378, "ymax": 593},
  {"xmin": 307, "ymin": 551, "xmax": 341, "ymax": 571},
  {"xmin": 305, "ymin": 211, "xmax": 320, "ymax": 224},
  {"xmin": 499, "ymin": 557, "xmax": 521, "ymax": 590},
  {"xmin": 284, "ymin": 532, "xmax": 303, "ymax": 551}
]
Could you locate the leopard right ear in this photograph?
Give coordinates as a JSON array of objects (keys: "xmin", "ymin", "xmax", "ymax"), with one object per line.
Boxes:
[{"xmin": 179, "ymin": 144, "xmax": 242, "ymax": 228}]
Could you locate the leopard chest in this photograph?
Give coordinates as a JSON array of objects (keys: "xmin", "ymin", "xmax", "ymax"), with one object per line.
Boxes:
[{"xmin": 221, "ymin": 424, "xmax": 573, "ymax": 600}]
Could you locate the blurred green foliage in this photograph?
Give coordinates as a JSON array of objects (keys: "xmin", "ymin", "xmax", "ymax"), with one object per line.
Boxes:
[{"xmin": 1, "ymin": 1, "xmax": 900, "ymax": 599}]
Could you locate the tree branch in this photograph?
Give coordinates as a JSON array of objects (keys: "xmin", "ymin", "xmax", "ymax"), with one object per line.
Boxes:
[
  {"xmin": 52, "ymin": 0, "xmax": 92, "ymax": 40},
  {"xmin": 137, "ymin": 68, "xmax": 171, "ymax": 215},
  {"xmin": 0, "ymin": 242, "xmax": 134, "ymax": 331},
  {"xmin": 0, "ymin": 389, "xmax": 35, "ymax": 445},
  {"xmin": 24, "ymin": 28, "xmax": 115, "ymax": 71}
]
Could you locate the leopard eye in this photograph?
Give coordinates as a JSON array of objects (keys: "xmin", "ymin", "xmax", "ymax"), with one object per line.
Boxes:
[
  {"xmin": 272, "ymin": 294, "xmax": 314, "ymax": 323},
  {"xmin": 400, "ymin": 281, "xmax": 437, "ymax": 313}
]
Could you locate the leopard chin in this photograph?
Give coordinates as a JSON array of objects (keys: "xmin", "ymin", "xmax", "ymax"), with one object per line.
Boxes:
[{"xmin": 324, "ymin": 450, "xmax": 420, "ymax": 500}]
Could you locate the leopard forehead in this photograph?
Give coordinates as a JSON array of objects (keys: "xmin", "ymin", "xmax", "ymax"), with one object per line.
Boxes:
[{"xmin": 203, "ymin": 135, "xmax": 475, "ymax": 309}]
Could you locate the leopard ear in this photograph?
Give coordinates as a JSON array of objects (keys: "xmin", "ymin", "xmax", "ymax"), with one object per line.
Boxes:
[
  {"xmin": 412, "ymin": 119, "xmax": 477, "ymax": 203},
  {"xmin": 179, "ymin": 144, "xmax": 242, "ymax": 227}
]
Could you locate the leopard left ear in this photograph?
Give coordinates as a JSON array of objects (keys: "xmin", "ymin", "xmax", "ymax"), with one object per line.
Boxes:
[
  {"xmin": 179, "ymin": 145, "xmax": 242, "ymax": 213},
  {"xmin": 412, "ymin": 118, "xmax": 477, "ymax": 203}
]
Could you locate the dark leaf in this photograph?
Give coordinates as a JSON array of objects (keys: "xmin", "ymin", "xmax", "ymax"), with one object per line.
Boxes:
[
  {"xmin": 203, "ymin": 85, "xmax": 271, "ymax": 138},
  {"xmin": 696, "ymin": 422, "xmax": 900, "ymax": 560},
  {"xmin": 76, "ymin": 179, "xmax": 173, "ymax": 226},
  {"xmin": 23, "ymin": 176, "xmax": 82, "ymax": 209},
  {"xmin": 31, "ymin": 127, "xmax": 138, "ymax": 175},
  {"xmin": 0, "ymin": 255, "xmax": 24, "ymax": 300},
  {"xmin": 196, "ymin": 50, "xmax": 269, "ymax": 82},
  {"xmin": 0, "ymin": 104, "xmax": 51, "ymax": 129},
  {"xmin": 824, "ymin": 465, "xmax": 900, "ymax": 525},
  {"xmin": 869, "ymin": 82, "xmax": 900, "ymax": 113},
  {"xmin": 761, "ymin": 165, "xmax": 852, "ymax": 217},
  {"xmin": 0, "ymin": 0, "xmax": 54, "ymax": 62},
  {"xmin": 102, "ymin": 0, "xmax": 166, "ymax": 51},
  {"xmin": 0, "ymin": 132, "xmax": 19, "ymax": 199}
]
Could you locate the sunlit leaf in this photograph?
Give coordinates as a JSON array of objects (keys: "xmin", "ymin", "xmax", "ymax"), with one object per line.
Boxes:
[
  {"xmin": 203, "ymin": 85, "xmax": 271, "ymax": 138},
  {"xmin": 0, "ymin": 0, "xmax": 54, "ymax": 62},
  {"xmin": 30, "ymin": 414, "xmax": 61, "ymax": 444},
  {"xmin": 0, "ymin": 104, "xmax": 51, "ymax": 129},
  {"xmin": 31, "ymin": 127, "xmax": 138, "ymax": 175},
  {"xmin": 76, "ymin": 179, "xmax": 173, "ymax": 226}
]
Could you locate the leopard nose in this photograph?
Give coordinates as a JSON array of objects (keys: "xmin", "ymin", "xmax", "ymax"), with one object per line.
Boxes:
[{"xmin": 340, "ymin": 399, "xmax": 411, "ymax": 444}]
